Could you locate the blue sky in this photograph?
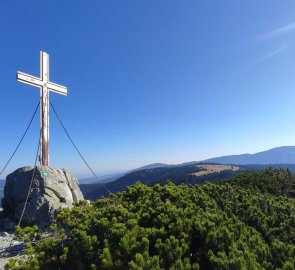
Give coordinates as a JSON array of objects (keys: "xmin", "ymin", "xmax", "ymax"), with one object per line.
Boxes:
[{"xmin": 1, "ymin": 1, "xmax": 295, "ymax": 177}]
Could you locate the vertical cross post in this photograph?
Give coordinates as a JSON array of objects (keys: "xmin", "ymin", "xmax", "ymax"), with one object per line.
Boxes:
[
  {"xmin": 17, "ymin": 51, "xmax": 68, "ymax": 166},
  {"xmin": 40, "ymin": 52, "xmax": 49, "ymax": 166}
]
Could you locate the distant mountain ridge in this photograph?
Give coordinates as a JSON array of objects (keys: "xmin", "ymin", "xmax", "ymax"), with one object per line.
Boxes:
[
  {"xmin": 78, "ymin": 164, "xmax": 170, "ymax": 184},
  {"xmin": 80, "ymin": 146, "xmax": 295, "ymax": 200},
  {"xmin": 80, "ymin": 163, "xmax": 241, "ymax": 200},
  {"xmin": 130, "ymin": 163, "xmax": 170, "ymax": 172},
  {"xmin": 202, "ymin": 146, "xmax": 295, "ymax": 165},
  {"xmin": 78, "ymin": 172, "xmax": 126, "ymax": 185}
]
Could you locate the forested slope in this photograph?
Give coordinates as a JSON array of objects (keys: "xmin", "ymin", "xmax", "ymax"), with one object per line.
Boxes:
[
  {"xmin": 80, "ymin": 163, "xmax": 240, "ymax": 200},
  {"xmin": 80, "ymin": 163, "xmax": 295, "ymax": 200},
  {"xmin": 8, "ymin": 169, "xmax": 295, "ymax": 270}
]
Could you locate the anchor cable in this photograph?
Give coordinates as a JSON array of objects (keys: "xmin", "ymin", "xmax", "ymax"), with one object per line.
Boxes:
[
  {"xmin": 0, "ymin": 101, "xmax": 40, "ymax": 177},
  {"xmin": 17, "ymin": 130, "xmax": 41, "ymax": 227},
  {"xmin": 2, "ymin": 130, "xmax": 41, "ymax": 257},
  {"xmin": 49, "ymin": 101, "xmax": 113, "ymax": 195}
]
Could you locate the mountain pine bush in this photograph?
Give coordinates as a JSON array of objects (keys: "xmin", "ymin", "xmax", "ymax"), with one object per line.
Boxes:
[{"xmin": 6, "ymin": 169, "xmax": 295, "ymax": 270}]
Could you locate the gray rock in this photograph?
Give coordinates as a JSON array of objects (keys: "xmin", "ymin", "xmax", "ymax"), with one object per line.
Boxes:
[
  {"xmin": 1, "ymin": 232, "xmax": 10, "ymax": 237},
  {"xmin": 1, "ymin": 166, "xmax": 84, "ymax": 225}
]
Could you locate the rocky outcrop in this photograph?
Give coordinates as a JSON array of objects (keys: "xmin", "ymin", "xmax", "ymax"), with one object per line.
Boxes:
[{"xmin": 1, "ymin": 166, "xmax": 84, "ymax": 225}]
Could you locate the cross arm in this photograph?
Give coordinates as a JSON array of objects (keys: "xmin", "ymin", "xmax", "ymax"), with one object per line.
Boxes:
[
  {"xmin": 48, "ymin": 82, "xmax": 67, "ymax": 96},
  {"xmin": 17, "ymin": 71, "xmax": 43, "ymax": 88}
]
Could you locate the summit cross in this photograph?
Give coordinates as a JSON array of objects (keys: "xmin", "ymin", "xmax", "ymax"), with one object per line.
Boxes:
[{"xmin": 17, "ymin": 51, "xmax": 68, "ymax": 166}]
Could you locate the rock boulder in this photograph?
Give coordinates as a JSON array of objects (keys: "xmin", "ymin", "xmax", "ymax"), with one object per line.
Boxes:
[{"xmin": 1, "ymin": 166, "xmax": 84, "ymax": 225}]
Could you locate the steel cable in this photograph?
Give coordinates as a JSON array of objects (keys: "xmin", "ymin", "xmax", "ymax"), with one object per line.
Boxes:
[
  {"xmin": 17, "ymin": 131, "xmax": 41, "ymax": 227},
  {"xmin": 49, "ymin": 101, "xmax": 113, "ymax": 195},
  {"xmin": 0, "ymin": 101, "xmax": 40, "ymax": 177},
  {"xmin": 2, "ymin": 130, "xmax": 41, "ymax": 257}
]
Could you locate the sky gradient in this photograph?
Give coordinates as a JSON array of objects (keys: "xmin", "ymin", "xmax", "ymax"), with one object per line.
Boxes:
[{"xmin": 1, "ymin": 1, "xmax": 295, "ymax": 177}]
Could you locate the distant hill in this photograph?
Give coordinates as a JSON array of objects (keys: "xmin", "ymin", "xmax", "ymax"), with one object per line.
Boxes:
[
  {"xmin": 80, "ymin": 163, "xmax": 242, "ymax": 199},
  {"xmin": 80, "ymin": 163, "xmax": 295, "ymax": 200},
  {"xmin": 131, "ymin": 163, "xmax": 170, "ymax": 172},
  {"xmin": 80, "ymin": 146, "xmax": 295, "ymax": 200},
  {"xmin": 203, "ymin": 146, "xmax": 295, "ymax": 165},
  {"xmin": 78, "ymin": 164, "xmax": 169, "ymax": 185},
  {"xmin": 78, "ymin": 171, "xmax": 126, "ymax": 185}
]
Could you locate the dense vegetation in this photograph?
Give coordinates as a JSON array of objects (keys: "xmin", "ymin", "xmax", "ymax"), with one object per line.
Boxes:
[
  {"xmin": 224, "ymin": 168, "xmax": 295, "ymax": 198},
  {"xmin": 7, "ymin": 169, "xmax": 295, "ymax": 270}
]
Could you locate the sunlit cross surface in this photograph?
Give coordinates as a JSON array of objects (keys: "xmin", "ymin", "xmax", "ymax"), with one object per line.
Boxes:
[{"xmin": 17, "ymin": 51, "xmax": 67, "ymax": 166}]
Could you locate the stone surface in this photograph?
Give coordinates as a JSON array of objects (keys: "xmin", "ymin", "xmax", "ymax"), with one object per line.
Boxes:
[
  {"xmin": 1, "ymin": 166, "xmax": 84, "ymax": 225},
  {"xmin": 0, "ymin": 231, "xmax": 26, "ymax": 269}
]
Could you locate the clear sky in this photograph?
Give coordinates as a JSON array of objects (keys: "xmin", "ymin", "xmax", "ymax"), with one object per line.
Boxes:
[{"xmin": 1, "ymin": 1, "xmax": 295, "ymax": 177}]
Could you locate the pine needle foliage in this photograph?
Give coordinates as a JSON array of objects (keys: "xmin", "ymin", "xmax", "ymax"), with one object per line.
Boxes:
[{"xmin": 7, "ymin": 169, "xmax": 295, "ymax": 270}]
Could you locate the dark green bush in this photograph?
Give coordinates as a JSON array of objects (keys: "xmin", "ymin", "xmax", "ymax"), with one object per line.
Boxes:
[{"xmin": 7, "ymin": 170, "xmax": 295, "ymax": 269}]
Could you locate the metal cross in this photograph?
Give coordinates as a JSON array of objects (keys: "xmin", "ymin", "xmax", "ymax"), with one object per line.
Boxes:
[{"xmin": 17, "ymin": 51, "xmax": 67, "ymax": 166}]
